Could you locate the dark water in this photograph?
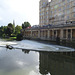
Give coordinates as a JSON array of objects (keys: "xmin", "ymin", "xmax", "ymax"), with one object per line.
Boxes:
[{"xmin": 0, "ymin": 40, "xmax": 75, "ymax": 75}]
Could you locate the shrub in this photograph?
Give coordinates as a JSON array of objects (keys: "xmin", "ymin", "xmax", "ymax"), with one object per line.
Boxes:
[{"xmin": 16, "ymin": 33, "xmax": 23, "ymax": 41}]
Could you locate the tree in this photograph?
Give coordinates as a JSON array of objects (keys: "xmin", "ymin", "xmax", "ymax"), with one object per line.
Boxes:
[
  {"xmin": 16, "ymin": 33, "xmax": 23, "ymax": 41},
  {"xmin": 22, "ymin": 22, "xmax": 31, "ymax": 29},
  {"xmin": 15, "ymin": 25, "xmax": 22, "ymax": 36},
  {"xmin": 0, "ymin": 26, "xmax": 4, "ymax": 37},
  {"xmin": 3, "ymin": 26, "xmax": 7, "ymax": 34},
  {"xmin": 0, "ymin": 26, "xmax": 7, "ymax": 37},
  {"xmin": 6, "ymin": 23, "xmax": 14, "ymax": 36},
  {"xmin": 8, "ymin": 23, "xmax": 15, "ymax": 33}
]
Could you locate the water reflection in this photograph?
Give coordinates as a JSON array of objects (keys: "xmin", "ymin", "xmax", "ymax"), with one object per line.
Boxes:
[
  {"xmin": 22, "ymin": 49, "xmax": 30, "ymax": 54},
  {"xmin": 0, "ymin": 42, "xmax": 75, "ymax": 75},
  {"xmin": 39, "ymin": 51, "xmax": 75, "ymax": 75},
  {"xmin": 20, "ymin": 48, "xmax": 75, "ymax": 75},
  {"xmin": 0, "ymin": 48, "xmax": 40, "ymax": 75}
]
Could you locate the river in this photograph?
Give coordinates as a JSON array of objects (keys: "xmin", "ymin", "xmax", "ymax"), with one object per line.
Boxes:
[{"xmin": 0, "ymin": 40, "xmax": 75, "ymax": 75}]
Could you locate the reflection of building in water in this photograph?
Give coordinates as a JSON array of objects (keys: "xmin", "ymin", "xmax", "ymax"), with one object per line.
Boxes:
[
  {"xmin": 39, "ymin": 52, "xmax": 75, "ymax": 75},
  {"xmin": 39, "ymin": 52, "xmax": 49, "ymax": 74},
  {"xmin": 22, "ymin": 49, "xmax": 30, "ymax": 54}
]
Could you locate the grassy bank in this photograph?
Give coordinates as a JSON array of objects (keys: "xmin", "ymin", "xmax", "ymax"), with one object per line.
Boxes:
[{"xmin": 3, "ymin": 37, "xmax": 17, "ymax": 41}]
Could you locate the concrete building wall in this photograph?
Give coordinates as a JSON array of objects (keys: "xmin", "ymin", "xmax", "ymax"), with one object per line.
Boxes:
[
  {"xmin": 39, "ymin": 0, "xmax": 75, "ymax": 25},
  {"xmin": 24, "ymin": 26, "xmax": 75, "ymax": 42},
  {"xmin": 24, "ymin": 0, "xmax": 75, "ymax": 43},
  {"xmin": 50, "ymin": 0, "xmax": 75, "ymax": 25},
  {"xmin": 39, "ymin": 0, "xmax": 50, "ymax": 26}
]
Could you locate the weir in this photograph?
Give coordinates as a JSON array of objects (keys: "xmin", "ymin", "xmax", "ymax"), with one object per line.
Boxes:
[{"xmin": 0, "ymin": 44, "xmax": 75, "ymax": 53}]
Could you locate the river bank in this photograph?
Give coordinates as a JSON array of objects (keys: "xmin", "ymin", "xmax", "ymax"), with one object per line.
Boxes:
[{"xmin": 1, "ymin": 37, "xmax": 16, "ymax": 41}]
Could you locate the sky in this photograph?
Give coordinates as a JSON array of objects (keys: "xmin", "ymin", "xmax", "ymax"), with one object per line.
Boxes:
[
  {"xmin": 0, "ymin": 0, "xmax": 51, "ymax": 26},
  {"xmin": 0, "ymin": 0, "xmax": 41, "ymax": 26}
]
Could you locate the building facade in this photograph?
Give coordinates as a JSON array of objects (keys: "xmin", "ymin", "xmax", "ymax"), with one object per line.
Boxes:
[
  {"xmin": 23, "ymin": 0, "xmax": 75, "ymax": 43},
  {"xmin": 39, "ymin": 0, "xmax": 50, "ymax": 26},
  {"xmin": 50, "ymin": 0, "xmax": 75, "ymax": 25},
  {"xmin": 39, "ymin": 0, "xmax": 75, "ymax": 26}
]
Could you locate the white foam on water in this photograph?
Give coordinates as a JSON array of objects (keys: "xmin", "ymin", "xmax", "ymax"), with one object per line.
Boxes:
[
  {"xmin": 13, "ymin": 40, "xmax": 59, "ymax": 51},
  {"xmin": 0, "ymin": 41, "xmax": 17, "ymax": 46},
  {"xmin": 13, "ymin": 40, "xmax": 74, "ymax": 52},
  {"xmin": 0, "ymin": 40, "xmax": 74, "ymax": 52}
]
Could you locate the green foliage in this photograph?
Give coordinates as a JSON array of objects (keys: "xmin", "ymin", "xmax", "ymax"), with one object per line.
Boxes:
[
  {"xmin": 0, "ymin": 21, "xmax": 30, "ymax": 40},
  {"xmin": 5, "ymin": 37, "xmax": 16, "ymax": 41},
  {"xmin": 3, "ymin": 26, "xmax": 7, "ymax": 34},
  {"xmin": 15, "ymin": 25, "xmax": 22, "ymax": 36},
  {"xmin": 22, "ymin": 22, "xmax": 31, "ymax": 29},
  {"xmin": 0, "ymin": 26, "xmax": 7, "ymax": 38},
  {"xmin": 6, "ymin": 23, "xmax": 15, "ymax": 36},
  {"xmin": 10, "ymin": 37, "xmax": 16, "ymax": 40},
  {"xmin": 16, "ymin": 33, "xmax": 23, "ymax": 41},
  {"xmin": 0, "ymin": 26, "xmax": 3, "ymax": 37},
  {"xmin": 0, "ymin": 23, "xmax": 22, "ymax": 39}
]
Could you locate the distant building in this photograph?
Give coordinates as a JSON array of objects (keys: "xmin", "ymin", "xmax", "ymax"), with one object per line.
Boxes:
[
  {"xmin": 13, "ymin": 20, "xmax": 15, "ymax": 26},
  {"xmin": 13, "ymin": 20, "xmax": 15, "ymax": 32}
]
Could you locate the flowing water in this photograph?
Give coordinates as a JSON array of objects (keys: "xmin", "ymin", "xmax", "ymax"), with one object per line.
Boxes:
[{"xmin": 0, "ymin": 40, "xmax": 75, "ymax": 75}]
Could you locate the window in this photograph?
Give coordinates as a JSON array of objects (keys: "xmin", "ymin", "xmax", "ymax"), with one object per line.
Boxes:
[
  {"xmin": 66, "ymin": 5, "xmax": 70, "ymax": 9},
  {"xmin": 67, "ymin": 0, "xmax": 70, "ymax": 2},
  {"xmin": 50, "ymin": 15, "xmax": 52, "ymax": 18},
  {"xmin": 67, "ymin": 16, "xmax": 69, "ymax": 19},
  {"xmin": 73, "ymin": 8, "xmax": 75, "ymax": 12},
  {"xmin": 73, "ymin": 2, "xmax": 75, "ymax": 6},
  {"xmin": 74, "ymin": 14, "xmax": 75, "ymax": 17},
  {"xmin": 42, "ymin": 8, "xmax": 44, "ymax": 11},
  {"xmin": 63, "ymin": 2, "xmax": 66, "ymax": 6},
  {"xmin": 70, "ymin": 0, "xmax": 73, "ymax": 1},
  {"xmin": 59, "ymin": 4, "xmax": 61, "ymax": 7},
  {"xmin": 47, "ymin": 20, "xmax": 48, "ymax": 23},
  {"xmin": 67, "ymin": 10, "xmax": 70, "ymax": 14},
  {"xmin": 54, "ymin": 10, "xmax": 56, "ymax": 13},
  {"xmin": 63, "ymin": 6, "xmax": 65, "ymax": 10},
  {"xmin": 46, "ymin": 7, "xmax": 49, "ymax": 10},
  {"xmin": 40, "ymin": 10, "xmax": 41, "ymax": 12},
  {"xmin": 54, "ymin": 5, "xmax": 58, "ymax": 9},
  {"xmin": 59, "ymin": 0, "xmax": 62, "ymax": 3},
  {"xmin": 71, "ymin": 0, "xmax": 74, "ymax": 1},
  {"xmin": 51, "ymin": 11, "xmax": 53, "ymax": 14},
  {"xmin": 62, "ymin": 0, "xmax": 65, "ymax": 2},
  {"xmin": 61, "ymin": 14, "xmax": 65, "ymax": 18},
  {"xmin": 47, "ymin": 16, "xmax": 48, "ymax": 18},
  {"xmin": 59, "ymin": 12, "xmax": 63, "ymax": 16},
  {"xmin": 51, "ymin": 7, "xmax": 53, "ymax": 9},
  {"xmin": 43, "ymin": 2, "xmax": 45, "ymax": 5},
  {"xmin": 46, "ymin": 12, "xmax": 48, "ymax": 14},
  {"xmin": 59, "ymin": 8, "xmax": 61, "ymax": 11}
]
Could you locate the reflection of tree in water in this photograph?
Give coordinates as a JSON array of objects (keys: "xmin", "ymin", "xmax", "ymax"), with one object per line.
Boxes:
[
  {"xmin": 39, "ymin": 52, "xmax": 75, "ymax": 75},
  {"xmin": 22, "ymin": 49, "xmax": 30, "ymax": 54}
]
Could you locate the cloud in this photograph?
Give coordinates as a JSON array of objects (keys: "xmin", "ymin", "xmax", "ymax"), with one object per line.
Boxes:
[
  {"xmin": 0, "ymin": 0, "xmax": 39, "ymax": 26},
  {"xmin": 0, "ymin": 17, "xmax": 3, "ymax": 21}
]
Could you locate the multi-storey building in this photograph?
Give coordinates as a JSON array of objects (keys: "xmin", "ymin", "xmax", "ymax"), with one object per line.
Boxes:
[
  {"xmin": 24, "ymin": 0, "xmax": 75, "ymax": 43},
  {"xmin": 39, "ymin": 0, "xmax": 75, "ymax": 26},
  {"xmin": 39, "ymin": 0, "xmax": 50, "ymax": 26},
  {"xmin": 50, "ymin": 0, "xmax": 75, "ymax": 25}
]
